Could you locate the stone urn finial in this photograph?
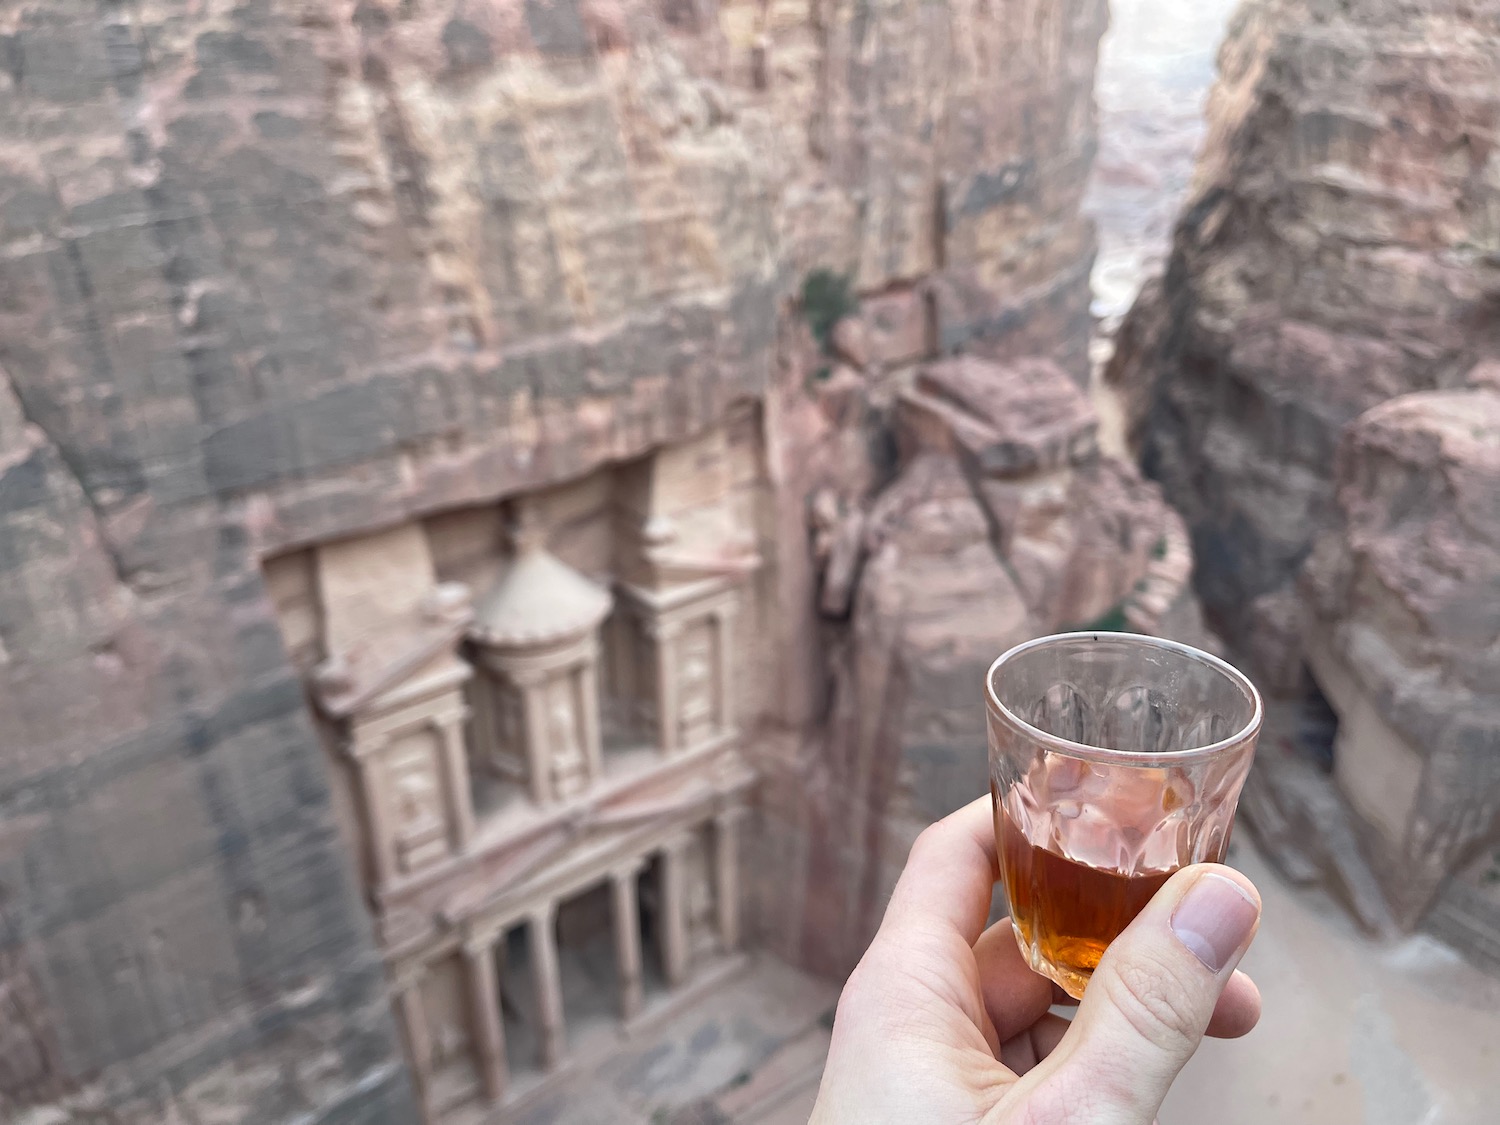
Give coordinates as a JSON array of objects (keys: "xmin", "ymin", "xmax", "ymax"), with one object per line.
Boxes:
[
  {"xmin": 506, "ymin": 498, "xmax": 549, "ymax": 557},
  {"xmin": 422, "ymin": 581, "xmax": 473, "ymax": 624}
]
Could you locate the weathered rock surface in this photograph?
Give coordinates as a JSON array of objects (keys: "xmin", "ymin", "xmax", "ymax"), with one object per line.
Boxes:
[
  {"xmin": 1105, "ymin": 0, "xmax": 1500, "ymax": 668},
  {"xmin": 1301, "ymin": 389, "xmax": 1500, "ymax": 927},
  {"xmin": 750, "ymin": 0, "xmax": 1108, "ymax": 381},
  {"xmin": 899, "ymin": 356, "xmax": 1099, "ymax": 477},
  {"xmin": 0, "ymin": 0, "xmax": 1112, "ymax": 1117}
]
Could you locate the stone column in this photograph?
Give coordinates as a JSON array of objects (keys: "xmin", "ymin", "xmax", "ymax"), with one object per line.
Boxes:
[
  {"xmin": 654, "ymin": 623, "xmax": 680, "ymax": 755},
  {"xmin": 578, "ymin": 658, "xmax": 603, "ymax": 783},
  {"xmin": 610, "ymin": 863, "xmax": 645, "ymax": 1020},
  {"xmin": 394, "ymin": 974, "xmax": 432, "ymax": 1112},
  {"xmin": 437, "ymin": 711, "xmax": 475, "ymax": 850},
  {"xmin": 528, "ymin": 905, "xmax": 565, "ymax": 1070},
  {"xmin": 516, "ymin": 674, "xmax": 550, "ymax": 805},
  {"xmin": 714, "ymin": 606, "xmax": 737, "ymax": 735},
  {"xmin": 659, "ymin": 834, "xmax": 690, "ymax": 986},
  {"xmin": 714, "ymin": 807, "xmax": 745, "ymax": 953},
  {"xmin": 353, "ymin": 751, "xmax": 394, "ymax": 886},
  {"xmin": 463, "ymin": 936, "xmax": 508, "ymax": 1104}
]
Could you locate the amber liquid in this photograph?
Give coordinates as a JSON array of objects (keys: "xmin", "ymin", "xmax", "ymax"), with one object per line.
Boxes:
[{"xmin": 995, "ymin": 805, "xmax": 1179, "ymax": 996}]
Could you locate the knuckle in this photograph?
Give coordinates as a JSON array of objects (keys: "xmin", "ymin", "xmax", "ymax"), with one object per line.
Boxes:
[
  {"xmin": 909, "ymin": 820, "xmax": 949, "ymax": 861},
  {"xmin": 1102, "ymin": 952, "xmax": 1204, "ymax": 1050},
  {"xmin": 835, "ymin": 958, "xmax": 879, "ymax": 1018}
]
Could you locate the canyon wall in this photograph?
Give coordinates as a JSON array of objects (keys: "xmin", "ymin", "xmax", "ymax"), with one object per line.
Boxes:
[
  {"xmin": 1107, "ymin": 0, "xmax": 1500, "ymax": 678},
  {"xmin": 1300, "ymin": 388, "xmax": 1500, "ymax": 930},
  {"xmin": 0, "ymin": 1, "xmax": 1109, "ymax": 1120},
  {"xmin": 1107, "ymin": 0, "xmax": 1500, "ymax": 941}
]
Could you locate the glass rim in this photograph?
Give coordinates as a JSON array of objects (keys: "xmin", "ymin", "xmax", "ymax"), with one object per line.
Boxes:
[{"xmin": 985, "ymin": 631, "xmax": 1264, "ymax": 766}]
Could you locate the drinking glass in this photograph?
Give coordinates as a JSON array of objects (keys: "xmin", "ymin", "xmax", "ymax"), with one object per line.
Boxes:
[{"xmin": 985, "ymin": 632, "xmax": 1261, "ymax": 998}]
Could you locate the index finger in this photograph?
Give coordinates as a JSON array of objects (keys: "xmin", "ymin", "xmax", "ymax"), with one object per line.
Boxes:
[{"xmin": 879, "ymin": 794, "xmax": 1000, "ymax": 947}]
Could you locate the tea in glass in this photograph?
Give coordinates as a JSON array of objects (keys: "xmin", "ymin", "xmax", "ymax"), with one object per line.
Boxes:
[{"xmin": 985, "ymin": 633, "xmax": 1261, "ymax": 998}]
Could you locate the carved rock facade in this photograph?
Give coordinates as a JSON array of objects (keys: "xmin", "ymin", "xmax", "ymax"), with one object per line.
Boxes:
[
  {"xmin": 276, "ymin": 436, "xmax": 757, "ymax": 1120},
  {"xmin": 0, "ymin": 0, "xmax": 1112, "ymax": 1121}
]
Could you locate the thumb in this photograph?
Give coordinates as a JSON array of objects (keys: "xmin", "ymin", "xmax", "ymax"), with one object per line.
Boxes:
[{"xmin": 1044, "ymin": 864, "xmax": 1261, "ymax": 1124}]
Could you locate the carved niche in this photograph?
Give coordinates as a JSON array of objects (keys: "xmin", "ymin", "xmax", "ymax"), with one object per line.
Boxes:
[{"xmin": 384, "ymin": 725, "xmax": 452, "ymax": 874}]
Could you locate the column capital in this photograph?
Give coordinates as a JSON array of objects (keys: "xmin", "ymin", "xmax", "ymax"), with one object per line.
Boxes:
[
  {"xmin": 430, "ymin": 705, "xmax": 472, "ymax": 731},
  {"xmin": 646, "ymin": 618, "xmax": 684, "ymax": 642},
  {"xmin": 343, "ymin": 727, "xmax": 392, "ymax": 763},
  {"xmin": 391, "ymin": 963, "xmax": 428, "ymax": 994},
  {"xmin": 714, "ymin": 803, "xmax": 749, "ymax": 829},
  {"xmin": 610, "ymin": 858, "xmax": 647, "ymax": 882},
  {"xmin": 509, "ymin": 667, "xmax": 550, "ymax": 690},
  {"xmin": 462, "ymin": 929, "xmax": 502, "ymax": 959}
]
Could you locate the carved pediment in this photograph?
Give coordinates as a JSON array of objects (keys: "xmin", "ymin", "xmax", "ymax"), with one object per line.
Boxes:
[{"xmin": 312, "ymin": 583, "xmax": 473, "ymax": 719}]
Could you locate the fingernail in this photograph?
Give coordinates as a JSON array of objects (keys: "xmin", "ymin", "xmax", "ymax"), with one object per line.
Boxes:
[{"xmin": 1170, "ymin": 872, "xmax": 1259, "ymax": 973}]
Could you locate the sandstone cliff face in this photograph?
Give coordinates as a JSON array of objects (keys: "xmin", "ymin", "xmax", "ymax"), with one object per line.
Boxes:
[
  {"xmin": 749, "ymin": 0, "xmax": 1107, "ymax": 378},
  {"xmin": 0, "ymin": 1, "xmax": 1108, "ymax": 1120},
  {"xmin": 1105, "ymin": 0, "xmax": 1500, "ymax": 672},
  {"xmin": 1106, "ymin": 0, "xmax": 1500, "ymax": 942},
  {"xmin": 1302, "ymin": 389, "xmax": 1500, "ymax": 927}
]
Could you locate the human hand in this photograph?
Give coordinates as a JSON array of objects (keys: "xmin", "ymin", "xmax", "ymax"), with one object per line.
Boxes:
[{"xmin": 809, "ymin": 796, "xmax": 1263, "ymax": 1124}]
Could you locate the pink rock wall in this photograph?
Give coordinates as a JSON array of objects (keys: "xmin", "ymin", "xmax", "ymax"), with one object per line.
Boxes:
[
  {"xmin": 1302, "ymin": 389, "xmax": 1500, "ymax": 926},
  {"xmin": 1106, "ymin": 0, "xmax": 1500, "ymax": 671},
  {"xmin": 0, "ymin": 0, "xmax": 1107, "ymax": 1118},
  {"xmin": 1104, "ymin": 0, "xmax": 1500, "ymax": 941}
]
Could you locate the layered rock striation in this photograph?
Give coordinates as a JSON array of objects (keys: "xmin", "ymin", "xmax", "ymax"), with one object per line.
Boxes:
[
  {"xmin": 1302, "ymin": 389, "xmax": 1500, "ymax": 929},
  {"xmin": 1106, "ymin": 0, "xmax": 1500, "ymax": 672},
  {"xmin": 1106, "ymin": 0, "xmax": 1500, "ymax": 945}
]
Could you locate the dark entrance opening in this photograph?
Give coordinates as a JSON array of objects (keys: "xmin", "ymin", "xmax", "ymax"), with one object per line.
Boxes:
[
  {"xmin": 555, "ymin": 881, "xmax": 621, "ymax": 1047},
  {"xmin": 1295, "ymin": 678, "xmax": 1339, "ymax": 774}
]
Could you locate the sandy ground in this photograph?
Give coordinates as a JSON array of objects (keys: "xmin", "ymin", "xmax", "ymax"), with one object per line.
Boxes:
[{"xmin": 494, "ymin": 956, "xmax": 837, "ymax": 1124}]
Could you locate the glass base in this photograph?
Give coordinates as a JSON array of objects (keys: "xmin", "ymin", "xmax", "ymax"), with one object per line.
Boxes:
[{"xmin": 1013, "ymin": 919, "xmax": 1093, "ymax": 1000}]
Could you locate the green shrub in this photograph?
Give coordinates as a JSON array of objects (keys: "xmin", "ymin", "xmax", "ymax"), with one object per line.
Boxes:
[{"xmin": 801, "ymin": 269, "xmax": 859, "ymax": 351}]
